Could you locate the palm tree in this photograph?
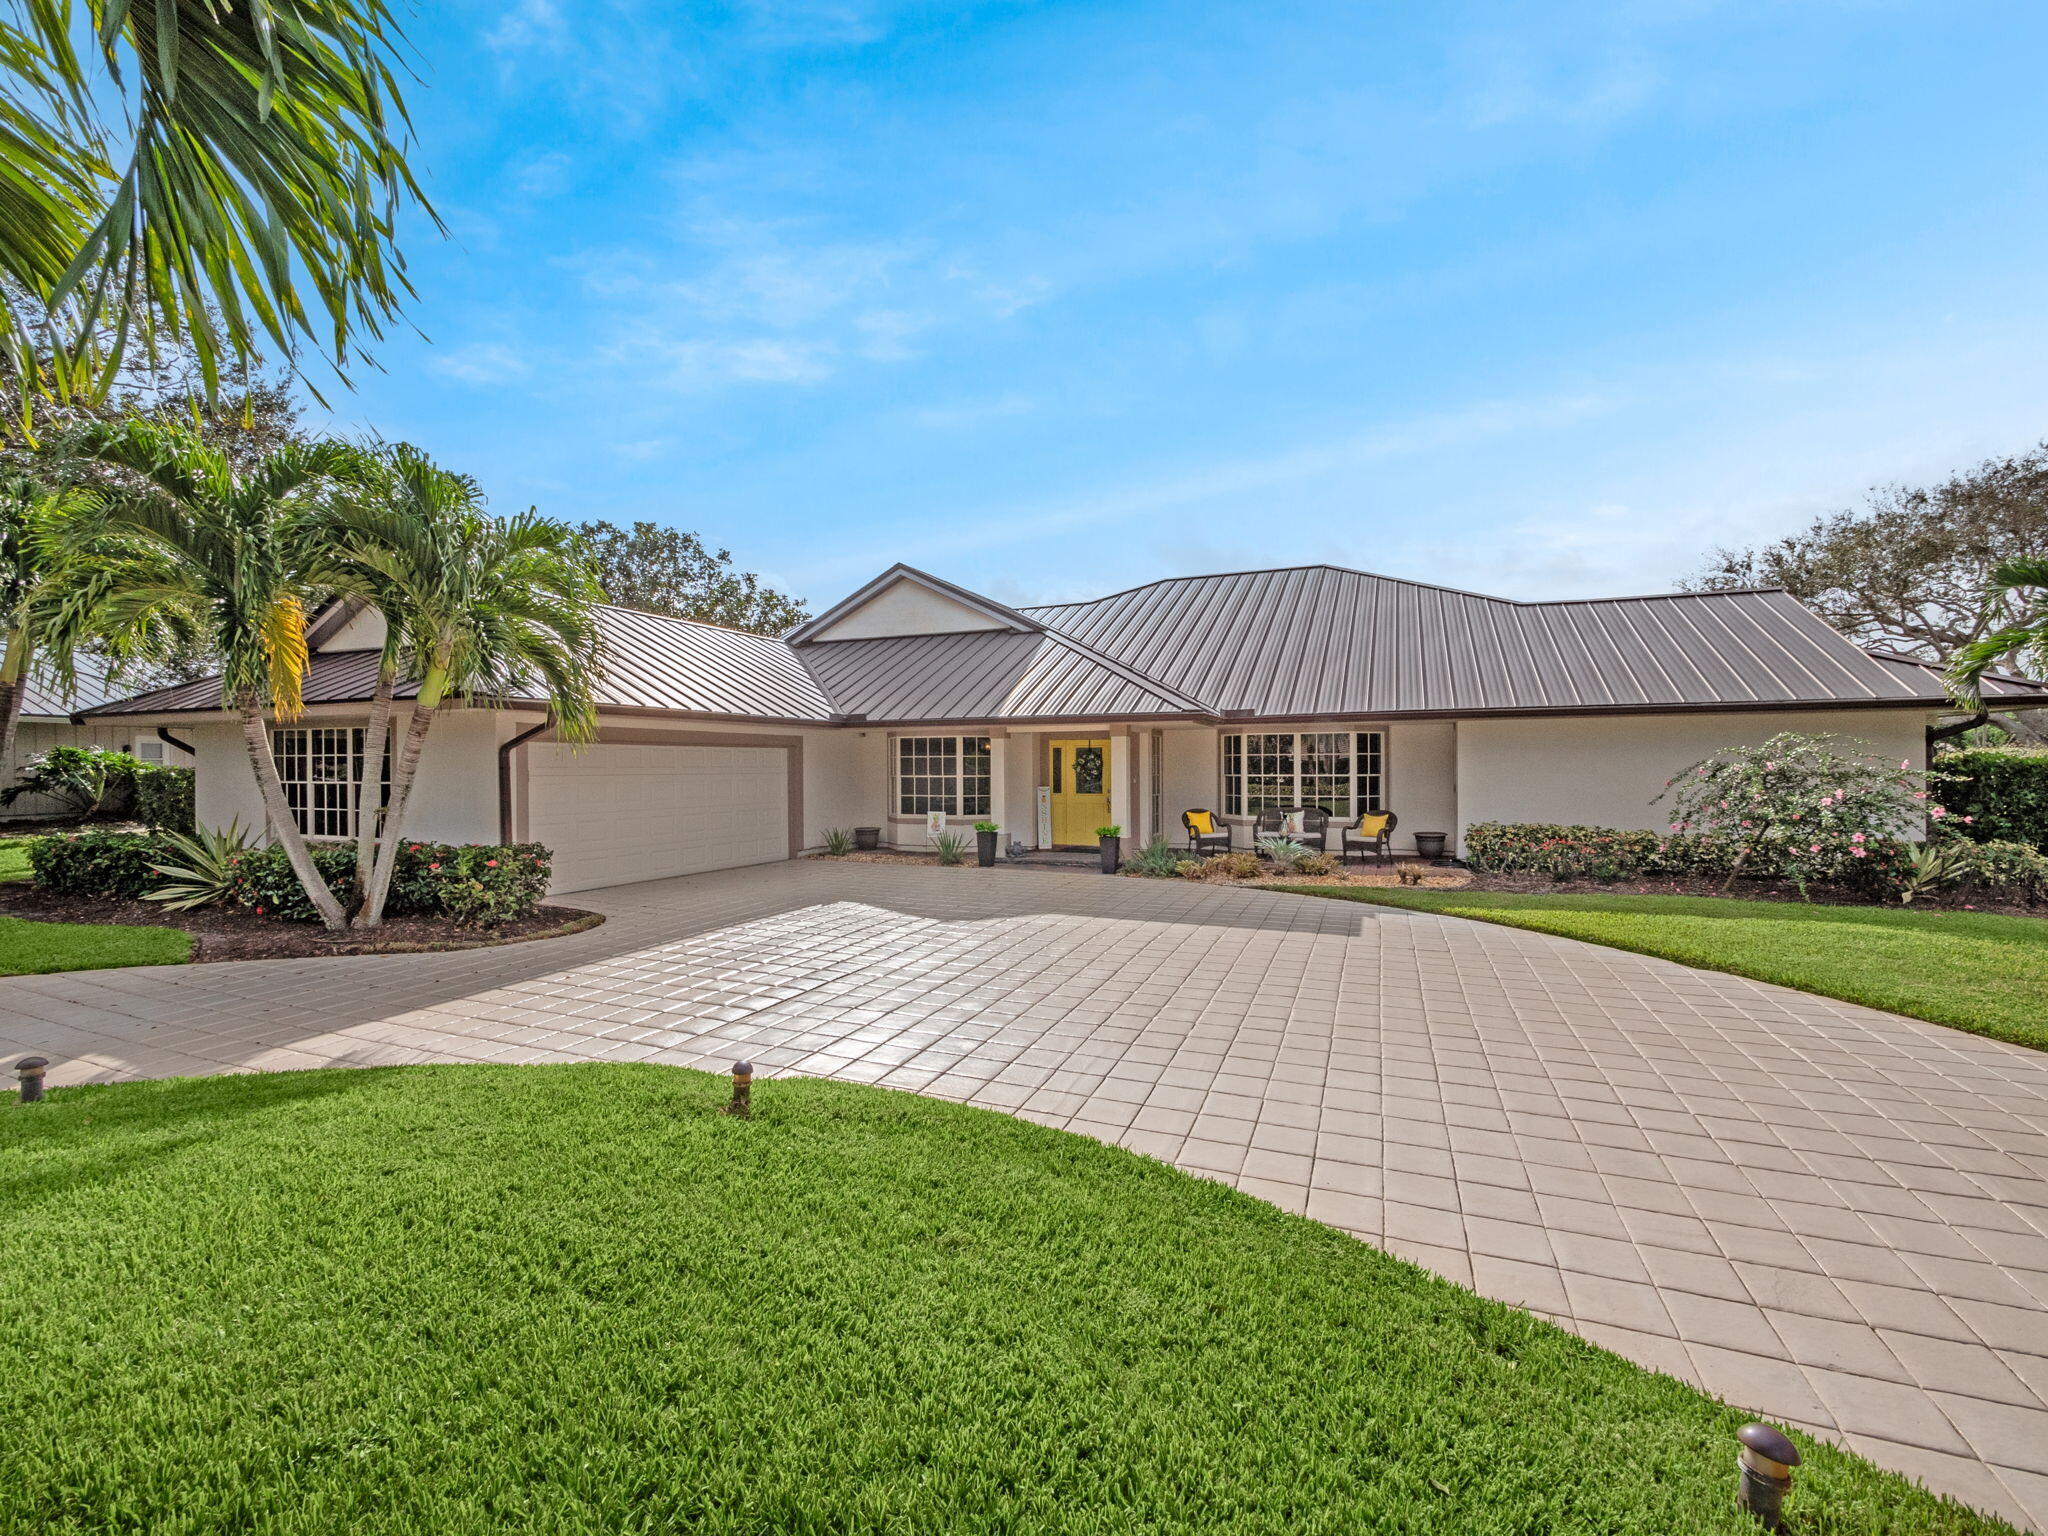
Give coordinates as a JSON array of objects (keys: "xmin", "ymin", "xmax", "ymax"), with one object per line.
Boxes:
[
  {"xmin": 0, "ymin": 476, "xmax": 94, "ymax": 782},
  {"xmin": 40, "ymin": 418, "xmax": 365, "ymax": 929},
  {"xmin": 316, "ymin": 451, "xmax": 604, "ymax": 928},
  {"xmin": 1949, "ymin": 556, "xmax": 2048, "ymax": 707},
  {"xmin": 1, "ymin": 0, "xmax": 433, "ymax": 401}
]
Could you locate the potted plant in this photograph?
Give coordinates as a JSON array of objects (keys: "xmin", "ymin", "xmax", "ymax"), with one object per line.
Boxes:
[
  {"xmin": 1096, "ymin": 824, "xmax": 1122, "ymax": 875},
  {"xmin": 853, "ymin": 827, "xmax": 881, "ymax": 851},
  {"xmin": 973, "ymin": 820, "xmax": 1000, "ymax": 867},
  {"xmin": 1413, "ymin": 831, "xmax": 1448, "ymax": 861}
]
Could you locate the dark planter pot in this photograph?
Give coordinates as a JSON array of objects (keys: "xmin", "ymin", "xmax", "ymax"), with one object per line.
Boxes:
[
  {"xmin": 853, "ymin": 826, "xmax": 881, "ymax": 852},
  {"xmin": 976, "ymin": 829, "xmax": 999, "ymax": 867},
  {"xmin": 1413, "ymin": 831, "xmax": 1448, "ymax": 862},
  {"xmin": 1099, "ymin": 835, "xmax": 1121, "ymax": 875}
]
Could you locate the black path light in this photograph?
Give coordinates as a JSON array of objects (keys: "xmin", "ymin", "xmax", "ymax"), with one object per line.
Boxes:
[
  {"xmin": 14, "ymin": 1057, "xmax": 49, "ymax": 1104},
  {"xmin": 726, "ymin": 1060, "xmax": 754, "ymax": 1118},
  {"xmin": 1736, "ymin": 1422, "xmax": 1801, "ymax": 1530}
]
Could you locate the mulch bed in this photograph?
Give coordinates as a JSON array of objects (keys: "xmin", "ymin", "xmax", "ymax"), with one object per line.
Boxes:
[{"xmin": 0, "ymin": 884, "xmax": 603, "ymax": 963}]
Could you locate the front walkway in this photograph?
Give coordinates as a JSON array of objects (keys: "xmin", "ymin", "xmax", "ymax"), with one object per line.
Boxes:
[{"xmin": 5, "ymin": 861, "xmax": 2048, "ymax": 1529}]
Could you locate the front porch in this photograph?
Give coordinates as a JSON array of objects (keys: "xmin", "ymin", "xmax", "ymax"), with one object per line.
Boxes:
[{"xmin": 873, "ymin": 720, "xmax": 1460, "ymax": 858}]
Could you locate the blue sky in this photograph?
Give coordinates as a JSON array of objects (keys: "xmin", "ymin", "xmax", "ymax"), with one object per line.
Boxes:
[{"xmin": 315, "ymin": 0, "xmax": 2048, "ymax": 612}]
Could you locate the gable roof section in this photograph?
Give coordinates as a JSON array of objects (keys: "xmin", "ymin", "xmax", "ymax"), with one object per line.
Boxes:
[
  {"xmin": 796, "ymin": 626, "xmax": 1206, "ymax": 724},
  {"xmin": 20, "ymin": 655, "xmax": 128, "ymax": 719},
  {"xmin": 1024, "ymin": 565, "xmax": 1990, "ymax": 717},
  {"xmin": 788, "ymin": 563, "xmax": 1042, "ymax": 644}
]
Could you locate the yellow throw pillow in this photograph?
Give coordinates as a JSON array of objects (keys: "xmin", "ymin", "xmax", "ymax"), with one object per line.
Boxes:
[
  {"xmin": 1186, "ymin": 810, "xmax": 1215, "ymax": 835},
  {"xmin": 1355, "ymin": 813, "xmax": 1390, "ymax": 837}
]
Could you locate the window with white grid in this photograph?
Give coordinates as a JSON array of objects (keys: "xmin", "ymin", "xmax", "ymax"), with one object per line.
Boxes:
[
  {"xmin": 1221, "ymin": 731, "xmax": 1384, "ymax": 817},
  {"xmin": 896, "ymin": 736, "xmax": 991, "ymax": 816},
  {"xmin": 272, "ymin": 727, "xmax": 390, "ymax": 839}
]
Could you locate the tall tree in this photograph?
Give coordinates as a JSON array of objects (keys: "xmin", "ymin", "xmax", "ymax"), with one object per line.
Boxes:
[
  {"xmin": 40, "ymin": 419, "xmax": 363, "ymax": 928},
  {"xmin": 1951, "ymin": 557, "xmax": 2048, "ymax": 707},
  {"xmin": 326, "ymin": 462, "xmax": 603, "ymax": 928},
  {"xmin": 0, "ymin": 0, "xmax": 435, "ymax": 402},
  {"xmin": 1684, "ymin": 443, "xmax": 2048, "ymax": 670},
  {"xmin": 0, "ymin": 476, "xmax": 100, "ymax": 782},
  {"xmin": 578, "ymin": 519, "xmax": 808, "ymax": 635}
]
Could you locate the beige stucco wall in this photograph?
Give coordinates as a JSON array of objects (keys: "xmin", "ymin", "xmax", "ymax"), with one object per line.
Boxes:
[
  {"xmin": 1384, "ymin": 719, "xmax": 1457, "ymax": 850},
  {"xmin": 1454, "ymin": 708, "xmax": 1933, "ymax": 849}
]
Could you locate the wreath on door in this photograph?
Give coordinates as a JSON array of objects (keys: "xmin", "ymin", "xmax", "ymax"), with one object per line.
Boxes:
[{"xmin": 1071, "ymin": 745, "xmax": 1104, "ymax": 794}]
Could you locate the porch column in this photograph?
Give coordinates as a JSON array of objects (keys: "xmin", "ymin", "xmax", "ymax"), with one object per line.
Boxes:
[
  {"xmin": 986, "ymin": 730, "xmax": 1007, "ymax": 844},
  {"xmin": 1109, "ymin": 728, "xmax": 1135, "ymax": 842}
]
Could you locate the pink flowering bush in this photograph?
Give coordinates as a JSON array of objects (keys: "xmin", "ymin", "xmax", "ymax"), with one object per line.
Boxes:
[
  {"xmin": 1657, "ymin": 732, "xmax": 1950, "ymax": 896},
  {"xmin": 386, "ymin": 843, "xmax": 552, "ymax": 927}
]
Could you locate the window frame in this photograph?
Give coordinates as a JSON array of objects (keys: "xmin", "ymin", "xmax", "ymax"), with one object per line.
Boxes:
[
  {"xmin": 271, "ymin": 726, "xmax": 391, "ymax": 840},
  {"xmin": 894, "ymin": 735, "xmax": 992, "ymax": 818},
  {"xmin": 1219, "ymin": 728, "xmax": 1385, "ymax": 818}
]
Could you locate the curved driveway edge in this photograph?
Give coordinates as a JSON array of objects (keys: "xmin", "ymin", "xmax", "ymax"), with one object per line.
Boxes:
[{"xmin": 5, "ymin": 861, "xmax": 2048, "ymax": 1529}]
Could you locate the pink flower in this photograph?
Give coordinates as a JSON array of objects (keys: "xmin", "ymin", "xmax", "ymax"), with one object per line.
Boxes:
[
  {"xmin": 1851, "ymin": 832, "xmax": 1864, "ymax": 843},
  {"xmin": 1901, "ymin": 759, "xmax": 1910, "ymax": 770},
  {"xmin": 430, "ymin": 862, "xmax": 442, "ymax": 871},
  {"xmin": 1809, "ymin": 844, "xmax": 1820, "ymax": 853},
  {"xmin": 1852, "ymin": 848, "xmax": 1866, "ymax": 858},
  {"xmin": 1930, "ymin": 806, "xmax": 1947, "ymax": 820},
  {"xmin": 486, "ymin": 859, "xmax": 499, "ymax": 868},
  {"xmin": 1963, "ymin": 815, "xmax": 1973, "ymax": 823},
  {"xmin": 1765, "ymin": 761, "xmax": 1776, "ymax": 771},
  {"xmin": 1912, "ymin": 792, "xmax": 1926, "ymax": 800}
]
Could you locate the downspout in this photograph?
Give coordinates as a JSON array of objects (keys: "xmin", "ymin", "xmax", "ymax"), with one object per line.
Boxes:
[
  {"xmin": 497, "ymin": 719, "xmax": 552, "ymax": 843},
  {"xmin": 156, "ymin": 726, "xmax": 196, "ymax": 756}
]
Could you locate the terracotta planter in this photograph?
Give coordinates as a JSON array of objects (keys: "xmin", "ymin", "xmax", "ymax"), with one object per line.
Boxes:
[
  {"xmin": 976, "ymin": 829, "xmax": 998, "ymax": 867},
  {"xmin": 1099, "ymin": 835, "xmax": 1121, "ymax": 875},
  {"xmin": 853, "ymin": 826, "xmax": 880, "ymax": 851}
]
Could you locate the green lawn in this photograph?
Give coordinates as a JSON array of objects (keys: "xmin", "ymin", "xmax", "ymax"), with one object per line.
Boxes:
[
  {"xmin": 0, "ymin": 1065, "xmax": 2014, "ymax": 1535},
  {"xmin": 1277, "ymin": 886, "xmax": 2048, "ymax": 1052},
  {"xmin": 0, "ymin": 833, "xmax": 35, "ymax": 883},
  {"xmin": 0, "ymin": 914, "xmax": 190, "ymax": 975}
]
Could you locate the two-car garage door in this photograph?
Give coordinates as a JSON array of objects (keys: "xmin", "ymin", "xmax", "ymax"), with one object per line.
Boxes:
[{"xmin": 525, "ymin": 742, "xmax": 790, "ymax": 894}]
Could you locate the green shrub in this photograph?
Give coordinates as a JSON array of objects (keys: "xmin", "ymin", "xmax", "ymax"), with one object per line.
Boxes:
[
  {"xmin": 0, "ymin": 746, "xmax": 141, "ymax": 816},
  {"xmin": 1121, "ymin": 834, "xmax": 1184, "ymax": 878},
  {"xmin": 1931, "ymin": 746, "xmax": 2048, "ymax": 848},
  {"xmin": 29, "ymin": 829, "xmax": 180, "ymax": 898},
  {"xmin": 1463, "ymin": 823, "xmax": 1666, "ymax": 879},
  {"xmin": 131, "ymin": 764, "xmax": 196, "ymax": 832},
  {"xmin": 143, "ymin": 822, "xmax": 254, "ymax": 910},
  {"xmin": 385, "ymin": 842, "xmax": 552, "ymax": 927},
  {"xmin": 1183, "ymin": 851, "xmax": 1263, "ymax": 882},
  {"xmin": 1295, "ymin": 851, "xmax": 1339, "ymax": 876},
  {"xmin": 223, "ymin": 843, "xmax": 360, "ymax": 922},
  {"xmin": 1954, "ymin": 837, "xmax": 2048, "ymax": 903}
]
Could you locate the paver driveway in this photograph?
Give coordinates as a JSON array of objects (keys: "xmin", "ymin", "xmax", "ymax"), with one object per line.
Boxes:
[{"xmin": 6, "ymin": 860, "xmax": 2048, "ymax": 1529}]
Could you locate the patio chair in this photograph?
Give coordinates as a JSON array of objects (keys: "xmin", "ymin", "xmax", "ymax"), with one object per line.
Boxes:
[
  {"xmin": 1182, "ymin": 809, "xmax": 1232, "ymax": 855},
  {"xmin": 1342, "ymin": 810, "xmax": 1399, "ymax": 865},
  {"xmin": 1255, "ymin": 806, "xmax": 1330, "ymax": 850}
]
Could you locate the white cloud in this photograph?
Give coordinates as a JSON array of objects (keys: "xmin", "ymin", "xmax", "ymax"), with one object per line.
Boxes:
[
  {"xmin": 485, "ymin": 0, "xmax": 567, "ymax": 55},
  {"xmin": 427, "ymin": 343, "xmax": 533, "ymax": 385},
  {"xmin": 512, "ymin": 151, "xmax": 574, "ymax": 197}
]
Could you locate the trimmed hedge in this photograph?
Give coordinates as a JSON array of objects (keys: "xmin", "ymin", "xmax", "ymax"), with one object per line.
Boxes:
[
  {"xmin": 29, "ymin": 830, "xmax": 179, "ymax": 900},
  {"xmin": 1932, "ymin": 747, "xmax": 2048, "ymax": 849},
  {"xmin": 31, "ymin": 832, "xmax": 554, "ymax": 927},
  {"xmin": 131, "ymin": 765, "xmax": 196, "ymax": 833}
]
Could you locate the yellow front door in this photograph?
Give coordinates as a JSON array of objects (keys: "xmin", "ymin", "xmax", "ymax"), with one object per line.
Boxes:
[{"xmin": 1048, "ymin": 738, "xmax": 1111, "ymax": 847}]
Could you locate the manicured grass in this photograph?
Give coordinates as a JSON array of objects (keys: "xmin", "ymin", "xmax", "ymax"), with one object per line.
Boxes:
[
  {"xmin": 0, "ymin": 833, "xmax": 35, "ymax": 883},
  {"xmin": 0, "ymin": 1065, "xmax": 2014, "ymax": 1534},
  {"xmin": 0, "ymin": 913, "xmax": 190, "ymax": 976},
  {"xmin": 1276, "ymin": 886, "xmax": 2048, "ymax": 1052}
]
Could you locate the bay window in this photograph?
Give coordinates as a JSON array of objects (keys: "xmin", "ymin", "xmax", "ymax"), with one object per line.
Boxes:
[
  {"xmin": 896, "ymin": 736, "xmax": 991, "ymax": 817},
  {"xmin": 272, "ymin": 727, "xmax": 390, "ymax": 839},
  {"xmin": 1222, "ymin": 730, "xmax": 1382, "ymax": 817}
]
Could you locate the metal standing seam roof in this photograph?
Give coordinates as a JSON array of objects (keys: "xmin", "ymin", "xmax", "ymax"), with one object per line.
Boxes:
[
  {"xmin": 19, "ymin": 656, "xmax": 128, "ymax": 718},
  {"xmin": 78, "ymin": 564, "xmax": 2047, "ymax": 725},
  {"xmin": 1022, "ymin": 565, "xmax": 2043, "ymax": 717}
]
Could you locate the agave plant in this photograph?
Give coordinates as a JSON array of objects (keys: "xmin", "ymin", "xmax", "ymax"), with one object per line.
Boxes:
[
  {"xmin": 1897, "ymin": 840, "xmax": 1972, "ymax": 906},
  {"xmin": 146, "ymin": 821, "xmax": 254, "ymax": 911},
  {"xmin": 821, "ymin": 827, "xmax": 853, "ymax": 857},
  {"xmin": 1122, "ymin": 834, "xmax": 1183, "ymax": 878},
  {"xmin": 1256, "ymin": 834, "xmax": 1311, "ymax": 871},
  {"xmin": 932, "ymin": 832, "xmax": 969, "ymax": 866}
]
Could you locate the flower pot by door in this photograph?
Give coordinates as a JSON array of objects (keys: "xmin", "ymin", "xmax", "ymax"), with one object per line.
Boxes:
[
  {"xmin": 976, "ymin": 829, "xmax": 998, "ymax": 867},
  {"xmin": 1413, "ymin": 832, "xmax": 1448, "ymax": 861},
  {"xmin": 1099, "ymin": 835, "xmax": 1121, "ymax": 874},
  {"xmin": 853, "ymin": 827, "xmax": 880, "ymax": 851}
]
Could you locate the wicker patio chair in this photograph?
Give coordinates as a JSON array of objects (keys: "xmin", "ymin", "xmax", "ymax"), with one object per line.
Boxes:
[
  {"xmin": 1342, "ymin": 810, "xmax": 1399, "ymax": 865},
  {"xmin": 1182, "ymin": 809, "xmax": 1232, "ymax": 855}
]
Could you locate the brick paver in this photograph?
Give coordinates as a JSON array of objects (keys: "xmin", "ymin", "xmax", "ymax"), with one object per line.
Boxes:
[{"xmin": 5, "ymin": 861, "xmax": 2048, "ymax": 1529}]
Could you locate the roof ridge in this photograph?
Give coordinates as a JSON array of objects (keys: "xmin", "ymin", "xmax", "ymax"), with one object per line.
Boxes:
[{"xmin": 1019, "ymin": 563, "xmax": 1789, "ymax": 612}]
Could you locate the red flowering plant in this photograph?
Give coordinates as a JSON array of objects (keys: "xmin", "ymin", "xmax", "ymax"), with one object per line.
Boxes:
[
  {"xmin": 387, "ymin": 843, "xmax": 552, "ymax": 927},
  {"xmin": 1656, "ymin": 732, "xmax": 1953, "ymax": 898}
]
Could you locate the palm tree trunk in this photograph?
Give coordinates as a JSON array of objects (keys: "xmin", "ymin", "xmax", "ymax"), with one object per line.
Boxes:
[
  {"xmin": 238, "ymin": 702, "xmax": 351, "ymax": 931},
  {"xmin": 0, "ymin": 629, "xmax": 29, "ymax": 797},
  {"xmin": 356, "ymin": 676, "xmax": 443, "ymax": 929},
  {"xmin": 351, "ymin": 662, "xmax": 397, "ymax": 916}
]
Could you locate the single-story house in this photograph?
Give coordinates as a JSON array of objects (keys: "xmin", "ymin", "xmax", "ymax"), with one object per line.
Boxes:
[
  {"xmin": 4, "ymin": 660, "xmax": 195, "ymax": 820},
  {"xmin": 79, "ymin": 563, "xmax": 2047, "ymax": 893}
]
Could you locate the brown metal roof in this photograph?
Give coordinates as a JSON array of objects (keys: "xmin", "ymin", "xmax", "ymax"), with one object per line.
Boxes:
[
  {"xmin": 1023, "ymin": 565, "xmax": 2017, "ymax": 717},
  {"xmin": 85, "ymin": 564, "xmax": 2031, "ymax": 726},
  {"xmin": 795, "ymin": 627, "xmax": 1204, "ymax": 723}
]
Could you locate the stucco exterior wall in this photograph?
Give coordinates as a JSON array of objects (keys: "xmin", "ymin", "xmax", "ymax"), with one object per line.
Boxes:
[
  {"xmin": 1385, "ymin": 719, "xmax": 1457, "ymax": 851},
  {"xmin": 1, "ymin": 719, "xmax": 168, "ymax": 820},
  {"xmin": 1454, "ymin": 708, "xmax": 1933, "ymax": 849}
]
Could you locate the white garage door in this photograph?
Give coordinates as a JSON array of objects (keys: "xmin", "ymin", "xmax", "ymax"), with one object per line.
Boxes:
[{"xmin": 525, "ymin": 742, "xmax": 790, "ymax": 894}]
